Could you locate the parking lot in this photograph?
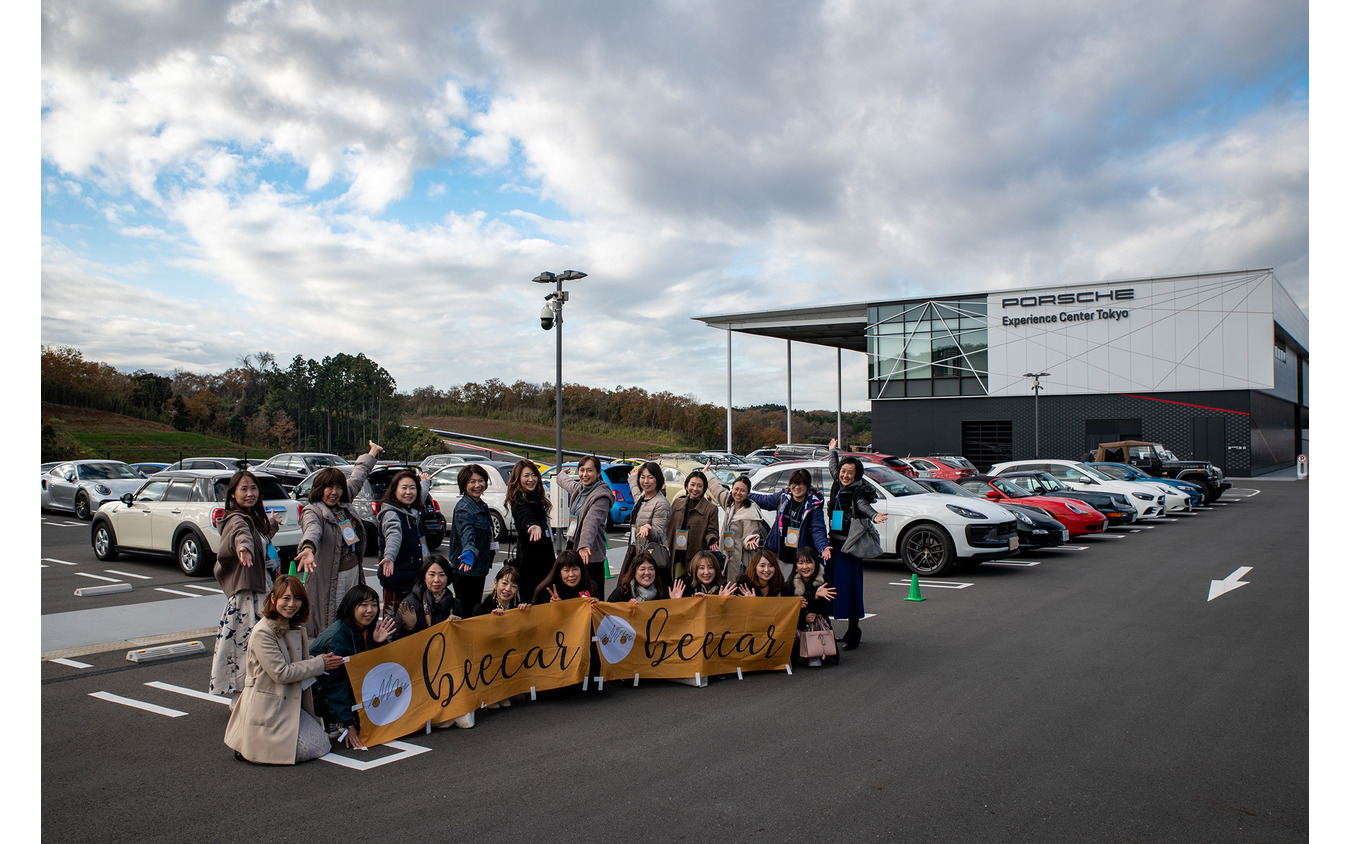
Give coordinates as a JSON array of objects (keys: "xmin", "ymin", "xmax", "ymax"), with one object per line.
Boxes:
[{"xmin": 40, "ymin": 481, "xmax": 1307, "ymax": 841}]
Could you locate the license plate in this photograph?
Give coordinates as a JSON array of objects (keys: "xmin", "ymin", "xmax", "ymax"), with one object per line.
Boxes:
[
  {"xmin": 1008, "ymin": 535, "xmax": 1019, "ymax": 550},
  {"xmin": 1061, "ymin": 530, "xmax": 1070, "ymax": 542}
]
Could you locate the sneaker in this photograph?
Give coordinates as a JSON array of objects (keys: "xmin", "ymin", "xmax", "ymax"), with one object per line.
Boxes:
[
  {"xmin": 454, "ymin": 712, "xmax": 475, "ymax": 729},
  {"xmin": 499, "ymin": 697, "xmax": 512, "ymax": 708}
]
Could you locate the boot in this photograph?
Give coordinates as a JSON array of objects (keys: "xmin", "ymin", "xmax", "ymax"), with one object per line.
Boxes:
[{"xmin": 841, "ymin": 619, "xmax": 861, "ymax": 650}]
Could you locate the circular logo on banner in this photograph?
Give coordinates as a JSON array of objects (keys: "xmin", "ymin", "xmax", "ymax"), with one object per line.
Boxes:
[
  {"xmin": 595, "ymin": 615, "xmax": 637, "ymax": 664},
  {"xmin": 359, "ymin": 662, "xmax": 413, "ymax": 726}
]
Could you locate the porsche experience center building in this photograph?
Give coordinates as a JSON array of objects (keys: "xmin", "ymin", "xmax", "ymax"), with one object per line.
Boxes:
[{"xmin": 695, "ymin": 269, "xmax": 1308, "ymax": 477}]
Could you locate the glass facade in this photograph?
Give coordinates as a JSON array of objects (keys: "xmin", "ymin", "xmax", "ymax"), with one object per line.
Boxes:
[{"xmin": 868, "ymin": 296, "xmax": 988, "ymax": 399}]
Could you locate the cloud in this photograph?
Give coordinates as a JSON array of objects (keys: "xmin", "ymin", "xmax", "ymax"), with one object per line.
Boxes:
[{"xmin": 40, "ymin": 0, "xmax": 1307, "ymax": 411}]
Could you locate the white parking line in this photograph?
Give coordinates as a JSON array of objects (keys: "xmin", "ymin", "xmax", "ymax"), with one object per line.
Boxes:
[
  {"xmin": 50, "ymin": 658, "xmax": 92, "ymax": 669},
  {"xmin": 321, "ymin": 740, "xmax": 432, "ymax": 770},
  {"xmin": 1057, "ymin": 545, "xmax": 1091, "ymax": 551},
  {"xmin": 155, "ymin": 588, "xmax": 201, "ymax": 598},
  {"xmin": 983, "ymin": 560, "xmax": 1041, "ymax": 567},
  {"xmin": 42, "ymin": 558, "xmax": 78, "ymax": 566},
  {"xmin": 144, "ymin": 681, "xmax": 231, "ymax": 705},
  {"xmin": 74, "ymin": 572, "xmax": 123, "ymax": 583},
  {"xmin": 889, "ymin": 580, "xmax": 973, "ymax": 589},
  {"xmin": 88, "ymin": 691, "xmax": 187, "ymax": 717},
  {"xmin": 1088, "ymin": 534, "xmax": 1127, "ymax": 539},
  {"xmin": 105, "ymin": 570, "xmax": 153, "ymax": 580},
  {"xmin": 184, "ymin": 584, "xmax": 224, "ymax": 594}
]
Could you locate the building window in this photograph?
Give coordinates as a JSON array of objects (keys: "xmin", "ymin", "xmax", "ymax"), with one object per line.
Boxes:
[
  {"xmin": 1274, "ymin": 340, "xmax": 1287, "ymax": 364},
  {"xmin": 963, "ymin": 420, "xmax": 1011, "ymax": 471},
  {"xmin": 868, "ymin": 297, "xmax": 988, "ymax": 399}
]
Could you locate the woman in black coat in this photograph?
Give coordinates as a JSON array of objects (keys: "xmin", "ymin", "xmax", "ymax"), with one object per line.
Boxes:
[
  {"xmin": 825, "ymin": 440, "xmax": 887, "ymax": 650},
  {"xmin": 506, "ymin": 460, "xmax": 556, "ymax": 601}
]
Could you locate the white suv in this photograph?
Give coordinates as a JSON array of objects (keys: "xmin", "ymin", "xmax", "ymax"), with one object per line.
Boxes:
[
  {"xmin": 749, "ymin": 460, "xmax": 1018, "ymax": 576},
  {"xmin": 90, "ymin": 470, "xmax": 302, "ymax": 576},
  {"xmin": 988, "ymin": 460, "xmax": 1188, "ymax": 518}
]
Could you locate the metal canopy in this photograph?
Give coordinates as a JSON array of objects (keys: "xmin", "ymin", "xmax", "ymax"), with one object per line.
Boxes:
[{"xmin": 692, "ymin": 302, "xmax": 869, "ymax": 352}]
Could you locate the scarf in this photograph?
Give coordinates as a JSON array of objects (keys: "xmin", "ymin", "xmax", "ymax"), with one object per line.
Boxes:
[
  {"xmin": 570, "ymin": 479, "xmax": 599, "ymax": 519},
  {"xmin": 633, "ymin": 582, "xmax": 658, "ymax": 601}
]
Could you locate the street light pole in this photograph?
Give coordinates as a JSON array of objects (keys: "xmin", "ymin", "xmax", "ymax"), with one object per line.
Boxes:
[
  {"xmin": 534, "ymin": 269, "xmax": 587, "ymax": 552},
  {"xmin": 1022, "ymin": 371, "xmax": 1050, "ymax": 458}
]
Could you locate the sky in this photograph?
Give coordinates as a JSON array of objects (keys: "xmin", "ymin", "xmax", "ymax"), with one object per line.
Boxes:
[{"xmin": 39, "ymin": 0, "xmax": 1309, "ymax": 412}]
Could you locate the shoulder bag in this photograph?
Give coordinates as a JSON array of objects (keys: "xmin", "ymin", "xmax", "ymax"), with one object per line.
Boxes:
[{"xmin": 842, "ymin": 513, "xmax": 883, "ymax": 559}]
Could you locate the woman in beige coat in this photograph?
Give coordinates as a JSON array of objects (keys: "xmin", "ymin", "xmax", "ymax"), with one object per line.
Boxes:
[
  {"xmin": 224, "ymin": 575, "xmax": 344, "ymax": 765},
  {"xmin": 295, "ymin": 440, "xmax": 382, "ymax": 637},
  {"xmin": 704, "ymin": 467, "xmax": 773, "ymax": 582}
]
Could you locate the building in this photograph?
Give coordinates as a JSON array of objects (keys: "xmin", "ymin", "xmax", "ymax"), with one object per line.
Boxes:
[{"xmin": 694, "ymin": 269, "xmax": 1308, "ymax": 476}]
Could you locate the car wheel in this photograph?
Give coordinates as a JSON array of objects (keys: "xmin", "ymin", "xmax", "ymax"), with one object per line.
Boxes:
[
  {"xmin": 74, "ymin": 491, "xmax": 92, "ymax": 520},
  {"xmin": 490, "ymin": 510, "xmax": 507, "ymax": 543},
  {"xmin": 92, "ymin": 521, "xmax": 119, "ymax": 561},
  {"xmin": 176, "ymin": 530, "xmax": 214, "ymax": 577},
  {"xmin": 900, "ymin": 523, "xmax": 955, "ymax": 577}
]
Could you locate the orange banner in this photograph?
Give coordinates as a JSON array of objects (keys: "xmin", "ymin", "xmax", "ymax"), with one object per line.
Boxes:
[
  {"xmin": 590, "ymin": 596, "xmax": 800, "ymax": 681},
  {"xmin": 344, "ymin": 599, "xmax": 593, "ymax": 747}
]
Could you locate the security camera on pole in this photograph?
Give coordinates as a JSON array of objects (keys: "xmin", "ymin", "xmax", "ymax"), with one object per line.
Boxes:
[{"xmin": 534, "ymin": 269, "xmax": 587, "ymax": 552}]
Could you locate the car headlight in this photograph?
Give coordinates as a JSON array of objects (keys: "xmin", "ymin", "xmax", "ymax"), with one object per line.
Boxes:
[
  {"xmin": 946, "ymin": 504, "xmax": 987, "ymax": 520},
  {"xmin": 94, "ymin": 484, "xmax": 111, "ymax": 495},
  {"xmin": 1012, "ymin": 510, "xmax": 1033, "ymax": 525},
  {"xmin": 1131, "ymin": 492, "xmax": 1154, "ymax": 501}
]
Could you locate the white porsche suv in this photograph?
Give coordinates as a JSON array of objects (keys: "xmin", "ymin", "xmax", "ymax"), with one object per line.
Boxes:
[
  {"xmin": 749, "ymin": 461, "xmax": 1018, "ymax": 577},
  {"xmin": 988, "ymin": 460, "xmax": 1189, "ymax": 518},
  {"xmin": 90, "ymin": 470, "xmax": 302, "ymax": 576}
]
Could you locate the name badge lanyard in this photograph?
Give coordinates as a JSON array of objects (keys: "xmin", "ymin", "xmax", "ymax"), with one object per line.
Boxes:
[{"xmin": 674, "ymin": 501, "xmax": 690, "ymax": 556}]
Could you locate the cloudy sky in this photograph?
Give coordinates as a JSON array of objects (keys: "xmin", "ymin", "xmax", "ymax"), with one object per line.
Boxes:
[{"xmin": 39, "ymin": 0, "xmax": 1309, "ymax": 412}]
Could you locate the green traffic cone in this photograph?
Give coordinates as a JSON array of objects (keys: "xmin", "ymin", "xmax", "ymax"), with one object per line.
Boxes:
[{"xmin": 904, "ymin": 572, "xmax": 926, "ymax": 602}]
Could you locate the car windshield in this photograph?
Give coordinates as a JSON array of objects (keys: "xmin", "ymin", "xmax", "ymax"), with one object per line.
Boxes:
[
  {"xmin": 212, "ymin": 478, "xmax": 289, "ymax": 502},
  {"xmin": 863, "ymin": 466, "xmax": 925, "ymax": 497},
  {"xmin": 938, "ymin": 456, "xmax": 977, "ymax": 470},
  {"xmin": 922, "ymin": 478, "xmax": 980, "ymax": 498},
  {"xmin": 1158, "ymin": 448, "xmax": 1180, "ymax": 461},
  {"xmin": 990, "ymin": 479, "xmax": 1031, "ymax": 498},
  {"xmin": 309, "ymin": 455, "xmax": 350, "ymax": 468},
  {"xmin": 1092, "ymin": 464, "xmax": 1131, "ymax": 480},
  {"xmin": 1073, "ymin": 463, "xmax": 1110, "ymax": 482},
  {"xmin": 78, "ymin": 463, "xmax": 140, "ymax": 481}
]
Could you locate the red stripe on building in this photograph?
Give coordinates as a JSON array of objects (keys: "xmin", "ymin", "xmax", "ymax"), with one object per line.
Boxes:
[{"xmin": 1119, "ymin": 394, "xmax": 1250, "ymax": 416}]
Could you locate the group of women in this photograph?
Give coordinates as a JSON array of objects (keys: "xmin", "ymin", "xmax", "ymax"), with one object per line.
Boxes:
[{"xmin": 213, "ymin": 444, "xmax": 883, "ymax": 765}]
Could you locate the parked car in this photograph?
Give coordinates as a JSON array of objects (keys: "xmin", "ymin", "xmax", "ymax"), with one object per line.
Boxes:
[
  {"xmin": 1086, "ymin": 440, "xmax": 1230, "ymax": 503},
  {"xmin": 982, "ymin": 471, "xmax": 1137, "ymax": 526},
  {"xmin": 291, "ymin": 463, "xmax": 446, "ymax": 554},
  {"xmin": 255, "ymin": 452, "xmax": 351, "ymax": 490},
  {"xmin": 772, "ymin": 444, "xmax": 832, "ymax": 460},
  {"xmin": 427, "ymin": 460, "xmax": 520, "ymax": 541},
  {"xmin": 916, "ymin": 457, "xmax": 977, "ymax": 481},
  {"xmin": 41, "ymin": 460, "xmax": 148, "ymax": 520},
  {"xmin": 127, "ymin": 462, "xmax": 171, "ymax": 478},
  {"xmin": 1087, "ymin": 462, "xmax": 1205, "ymax": 508},
  {"xmin": 959, "ymin": 476, "xmax": 1109, "ymax": 536},
  {"xmin": 749, "ymin": 461, "xmax": 1018, "ymax": 576},
  {"xmin": 915, "ymin": 477, "xmax": 1067, "ymax": 549},
  {"xmin": 840, "ymin": 452, "xmax": 920, "ymax": 479},
  {"xmin": 744, "ymin": 448, "xmax": 783, "ymax": 463},
  {"xmin": 989, "ymin": 459, "xmax": 1185, "ymax": 518},
  {"xmin": 161, "ymin": 457, "xmax": 256, "ymax": 473},
  {"xmin": 416, "ymin": 453, "xmax": 472, "ymax": 473},
  {"xmin": 540, "ymin": 462, "xmax": 635, "ymax": 528},
  {"xmin": 89, "ymin": 469, "xmax": 302, "ymax": 576}
]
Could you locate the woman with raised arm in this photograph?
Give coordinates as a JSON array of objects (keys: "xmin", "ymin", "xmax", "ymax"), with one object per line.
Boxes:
[
  {"xmin": 506, "ymin": 460, "xmax": 556, "ymax": 602},
  {"xmin": 704, "ymin": 468, "xmax": 771, "ymax": 583},
  {"xmin": 825, "ymin": 438, "xmax": 887, "ymax": 650},
  {"xmin": 210, "ymin": 469, "xmax": 284, "ymax": 698},
  {"xmin": 294, "ymin": 440, "xmax": 383, "ymax": 637},
  {"xmin": 556, "ymin": 456, "xmax": 614, "ymax": 597}
]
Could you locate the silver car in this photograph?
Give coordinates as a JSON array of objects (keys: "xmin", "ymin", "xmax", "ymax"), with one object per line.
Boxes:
[{"xmin": 41, "ymin": 460, "xmax": 147, "ymax": 520}]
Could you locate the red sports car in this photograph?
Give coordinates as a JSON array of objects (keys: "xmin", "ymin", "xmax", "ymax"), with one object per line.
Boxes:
[
  {"xmin": 839, "ymin": 452, "xmax": 919, "ymax": 479},
  {"xmin": 917, "ymin": 456, "xmax": 977, "ymax": 481},
  {"xmin": 959, "ymin": 476, "xmax": 1107, "ymax": 536}
]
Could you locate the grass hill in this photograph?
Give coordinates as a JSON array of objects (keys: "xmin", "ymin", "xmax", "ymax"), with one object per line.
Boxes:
[
  {"xmin": 406, "ymin": 415, "xmax": 696, "ymax": 461},
  {"xmin": 42, "ymin": 402, "xmax": 255, "ymax": 462}
]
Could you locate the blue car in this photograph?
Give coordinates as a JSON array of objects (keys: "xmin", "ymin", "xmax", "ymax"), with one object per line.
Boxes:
[
  {"xmin": 1088, "ymin": 462, "xmax": 1205, "ymax": 508},
  {"xmin": 540, "ymin": 462, "xmax": 634, "ymax": 528}
]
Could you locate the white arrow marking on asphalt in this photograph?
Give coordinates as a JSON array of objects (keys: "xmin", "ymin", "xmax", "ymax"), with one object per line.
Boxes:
[{"xmin": 1207, "ymin": 566, "xmax": 1253, "ymax": 602}]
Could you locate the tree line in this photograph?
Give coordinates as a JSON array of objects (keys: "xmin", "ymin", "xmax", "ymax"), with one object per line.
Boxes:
[{"xmin": 40, "ymin": 346, "xmax": 872, "ymax": 457}]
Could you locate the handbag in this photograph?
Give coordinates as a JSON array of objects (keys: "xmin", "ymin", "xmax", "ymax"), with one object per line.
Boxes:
[
  {"xmin": 798, "ymin": 618, "xmax": 837, "ymax": 658},
  {"xmin": 842, "ymin": 514, "xmax": 883, "ymax": 559}
]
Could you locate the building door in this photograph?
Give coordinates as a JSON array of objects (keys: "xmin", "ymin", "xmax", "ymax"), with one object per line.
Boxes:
[
  {"xmin": 1191, "ymin": 417, "xmax": 1227, "ymax": 475},
  {"xmin": 1084, "ymin": 418, "xmax": 1143, "ymax": 456}
]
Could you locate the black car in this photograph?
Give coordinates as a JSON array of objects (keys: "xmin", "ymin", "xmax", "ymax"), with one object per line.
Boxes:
[
  {"xmin": 915, "ymin": 477, "xmax": 1068, "ymax": 549},
  {"xmin": 256, "ymin": 452, "xmax": 351, "ymax": 490},
  {"xmin": 291, "ymin": 463, "xmax": 445, "ymax": 556}
]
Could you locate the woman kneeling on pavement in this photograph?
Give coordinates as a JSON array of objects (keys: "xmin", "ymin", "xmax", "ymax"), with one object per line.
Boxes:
[{"xmin": 224, "ymin": 575, "xmax": 344, "ymax": 765}]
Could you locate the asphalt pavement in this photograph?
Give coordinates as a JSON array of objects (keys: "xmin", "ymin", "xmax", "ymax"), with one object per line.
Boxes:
[{"xmin": 40, "ymin": 481, "xmax": 1309, "ymax": 842}]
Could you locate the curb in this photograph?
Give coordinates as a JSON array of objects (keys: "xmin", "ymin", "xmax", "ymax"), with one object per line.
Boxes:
[{"xmin": 42, "ymin": 627, "xmax": 217, "ymax": 661}]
